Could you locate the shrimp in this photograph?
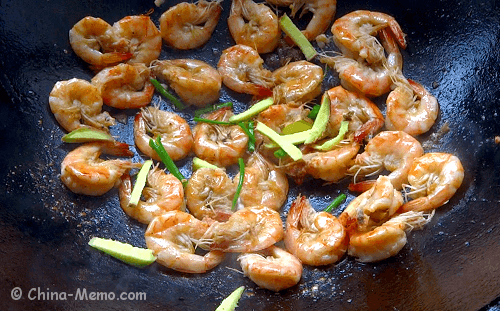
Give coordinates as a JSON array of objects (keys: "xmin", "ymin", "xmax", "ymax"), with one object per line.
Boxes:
[
  {"xmin": 348, "ymin": 131, "xmax": 424, "ymax": 192},
  {"xmin": 256, "ymin": 103, "xmax": 311, "ymax": 132},
  {"xmin": 228, "ymin": 0, "xmax": 280, "ymax": 54},
  {"xmin": 331, "ymin": 10, "xmax": 406, "ymax": 65},
  {"xmin": 151, "ymin": 59, "xmax": 222, "ymax": 107},
  {"xmin": 48, "ymin": 78, "xmax": 115, "ymax": 132},
  {"xmin": 284, "ymin": 142, "xmax": 360, "ymax": 184},
  {"xmin": 185, "ymin": 167, "xmax": 235, "ymax": 221},
  {"xmin": 145, "ymin": 211, "xmax": 225, "ymax": 273},
  {"xmin": 272, "ymin": 61, "xmax": 323, "ymax": 105},
  {"xmin": 346, "ymin": 210, "xmax": 434, "ymax": 262},
  {"xmin": 91, "ymin": 63, "xmax": 154, "ymax": 109},
  {"xmin": 134, "ymin": 106, "xmax": 193, "ymax": 161},
  {"xmin": 204, "ymin": 205, "xmax": 284, "ymax": 253},
  {"xmin": 399, "ymin": 153, "xmax": 464, "ymax": 213},
  {"xmin": 326, "ymin": 85, "xmax": 384, "ymax": 143},
  {"xmin": 193, "ymin": 108, "xmax": 249, "ymax": 167},
  {"xmin": 159, "ymin": 0, "xmax": 222, "ymax": 50},
  {"xmin": 69, "ymin": 16, "xmax": 132, "ymax": 68},
  {"xmin": 321, "ymin": 28, "xmax": 403, "ymax": 97},
  {"xmin": 339, "ymin": 175, "xmax": 403, "ymax": 232},
  {"xmin": 119, "ymin": 166, "xmax": 185, "ymax": 224},
  {"xmin": 266, "ymin": 0, "xmax": 337, "ymax": 41},
  {"xmin": 217, "ymin": 44, "xmax": 274, "ymax": 97},
  {"xmin": 238, "ymin": 245, "xmax": 302, "ymax": 292},
  {"xmin": 110, "ymin": 15, "xmax": 162, "ymax": 65},
  {"xmin": 386, "ymin": 78, "xmax": 439, "ymax": 136},
  {"xmin": 60, "ymin": 141, "xmax": 141, "ymax": 196},
  {"xmin": 284, "ymin": 195, "xmax": 347, "ymax": 266},
  {"xmin": 235, "ymin": 153, "xmax": 289, "ymax": 211}
]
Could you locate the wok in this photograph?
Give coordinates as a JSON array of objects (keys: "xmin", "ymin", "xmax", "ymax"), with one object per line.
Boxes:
[{"xmin": 1, "ymin": 0, "xmax": 500, "ymax": 310}]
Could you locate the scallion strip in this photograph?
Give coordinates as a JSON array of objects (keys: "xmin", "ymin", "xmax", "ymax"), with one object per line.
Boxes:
[
  {"xmin": 193, "ymin": 117, "xmax": 232, "ymax": 125},
  {"xmin": 128, "ymin": 160, "xmax": 153, "ymax": 207},
  {"xmin": 274, "ymin": 148, "xmax": 287, "ymax": 158},
  {"xmin": 307, "ymin": 105, "xmax": 320, "ymax": 119},
  {"xmin": 279, "ymin": 14, "xmax": 317, "ymax": 60},
  {"xmin": 150, "ymin": 78, "xmax": 186, "ymax": 110},
  {"xmin": 61, "ymin": 128, "xmax": 113, "ymax": 143},
  {"xmin": 314, "ymin": 120, "xmax": 349, "ymax": 151},
  {"xmin": 194, "ymin": 102, "xmax": 233, "ymax": 117},
  {"xmin": 238, "ymin": 121, "xmax": 256, "ymax": 152},
  {"xmin": 323, "ymin": 194, "xmax": 347, "ymax": 213},
  {"xmin": 232, "ymin": 158, "xmax": 245, "ymax": 211},
  {"xmin": 215, "ymin": 286, "xmax": 245, "ymax": 311},
  {"xmin": 149, "ymin": 137, "xmax": 187, "ymax": 187}
]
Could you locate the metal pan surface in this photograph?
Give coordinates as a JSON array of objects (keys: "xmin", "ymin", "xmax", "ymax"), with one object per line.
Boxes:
[{"xmin": 1, "ymin": 0, "xmax": 500, "ymax": 310}]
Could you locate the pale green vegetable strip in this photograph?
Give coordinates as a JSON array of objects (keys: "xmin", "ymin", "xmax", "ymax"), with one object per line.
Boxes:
[
  {"xmin": 128, "ymin": 160, "xmax": 153, "ymax": 207},
  {"xmin": 303, "ymin": 93, "xmax": 330, "ymax": 144},
  {"xmin": 255, "ymin": 121, "xmax": 302, "ymax": 161},
  {"xmin": 315, "ymin": 120, "xmax": 349, "ymax": 151},
  {"xmin": 88, "ymin": 237, "xmax": 156, "ymax": 267},
  {"xmin": 192, "ymin": 157, "xmax": 220, "ymax": 171},
  {"xmin": 62, "ymin": 128, "xmax": 113, "ymax": 143},
  {"xmin": 279, "ymin": 14, "xmax": 317, "ymax": 60},
  {"xmin": 215, "ymin": 286, "xmax": 245, "ymax": 311},
  {"xmin": 228, "ymin": 97, "xmax": 274, "ymax": 123}
]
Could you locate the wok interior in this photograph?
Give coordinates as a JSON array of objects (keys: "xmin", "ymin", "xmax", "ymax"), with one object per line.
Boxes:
[{"xmin": 0, "ymin": 0, "xmax": 500, "ymax": 310}]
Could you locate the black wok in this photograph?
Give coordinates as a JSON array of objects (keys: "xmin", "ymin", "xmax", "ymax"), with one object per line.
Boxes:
[{"xmin": 1, "ymin": 0, "xmax": 500, "ymax": 310}]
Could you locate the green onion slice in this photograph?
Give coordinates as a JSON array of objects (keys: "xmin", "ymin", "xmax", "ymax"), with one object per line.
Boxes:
[
  {"xmin": 128, "ymin": 160, "xmax": 153, "ymax": 207},
  {"xmin": 315, "ymin": 121, "xmax": 349, "ymax": 151},
  {"xmin": 274, "ymin": 148, "xmax": 287, "ymax": 158},
  {"xmin": 61, "ymin": 128, "xmax": 113, "ymax": 143},
  {"xmin": 238, "ymin": 121, "xmax": 256, "ymax": 152},
  {"xmin": 194, "ymin": 102, "xmax": 233, "ymax": 117},
  {"xmin": 323, "ymin": 194, "xmax": 347, "ymax": 213},
  {"xmin": 303, "ymin": 93, "xmax": 330, "ymax": 144},
  {"xmin": 215, "ymin": 286, "xmax": 245, "ymax": 311},
  {"xmin": 255, "ymin": 121, "xmax": 302, "ymax": 161},
  {"xmin": 150, "ymin": 78, "xmax": 185, "ymax": 110},
  {"xmin": 88, "ymin": 237, "xmax": 156, "ymax": 267},
  {"xmin": 307, "ymin": 105, "xmax": 320, "ymax": 119},
  {"xmin": 149, "ymin": 137, "xmax": 187, "ymax": 187},
  {"xmin": 228, "ymin": 97, "xmax": 274, "ymax": 123},
  {"xmin": 193, "ymin": 117, "xmax": 232, "ymax": 125},
  {"xmin": 279, "ymin": 14, "xmax": 317, "ymax": 60},
  {"xmin": 232, "ymin": 158, "xmax": 245, "ymax": 211}
]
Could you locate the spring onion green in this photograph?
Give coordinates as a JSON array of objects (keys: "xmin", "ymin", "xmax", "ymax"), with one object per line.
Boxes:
[
  {"xmin": 194, "ymin": 102, "xmax": 233, "ymax": 117},
  {"xmin": 149, "ymin": 137, "xmax": 187, "ymax": 187},
  {"xmin": 232, "ymin": 158, "xmax": 245, "ymax": 211},
  {"xmin": 255, "ymin": 121, "xmax": 302, "ymax": 161},
  {"xmin": 315, "ymin": 120, "xmax": 349, "ymax": 151},
  {"xmin": 323, "ymin": 194, "xmax": 347, "ymax": 213},
  {"xmin": 150, "ymin": 78, "xmax": 185, "ymax": 110}
]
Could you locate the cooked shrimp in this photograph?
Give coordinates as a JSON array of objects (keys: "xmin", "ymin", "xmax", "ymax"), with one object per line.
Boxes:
[
  {"xmin": 256, "ymin": 103, "xmax": 311, "ymax": 132},
  {"xmin": 193, "ymin": 108, "xmax": 249, "ymax": 167},
  {"xmin": 228, "ymin": 0, "xmax": 280, "ymax": 54},
  {"xmin": 348, "ymin": 131, "xmax": 424, "ymax": 192},
  {"xmin": 60, "ymin": 141, "xmax": 141, "ymax": 196},
  {"xmin": 134, "ymin": 106, "xmax": 193, "ymax": 161},
  {"xmin": 238, "ymin": 245, "xmax": 302, "ymax": 291},
  {"xmin": 284, "ymin": 142, "xmax": 360, "ymax": 184},
  {"xmin": 339, "ymin": 175, "xmax": 403, "ymax": 232},
  {"xmin": 346, "ymin": 210, "xmax": 433, "ymax": 262},
  {"xmin": 145, "ymin": 211, "xmax": 225, "ymax": 273},
  {"xmin": 185, "ymin": 167, "xmax": 235, "ymax": 221},
  {"xmin": 331, "ymin": 10, "xmax": 406, "ymax": 64},
  {"xmin": 160, "ymin": 0, "xmax": 222, "ymax": 50},
  {"xmin": 386, "ymin": 78, "xmax": 439, "ymax": 136},
  {"xmin": 49, "ymin": 78, "xmax": 115, "ymax": 132},
  {"xmin": 151, "ymin": 59, "xmax": 222, "ymax": 107},
  {"xmin": 69, "ymin": 16, "xmax": 132, "ymax": 68},
  {"xmin": 266, "ymin": 0, "xmax": 337, "ymax": 41},
  {"xmin": 235, "ymin": 153, "xmax": 289, "ymax": 211},
  {"xmin": 217, "ymin": 44, "xmax": 274, "ymax": 97},
  {"xmin": 399, "ymin": 153, "xmax": 464, "ymax": 213},
  {"xmin": 284, "ymin": 195, "xmax": 347, "ymax": 266},
  {"xmin": 321, "ymin": 28, "xmax": 403, "ymax": 97},
  {"xmin": 119, "ymin": 166, "xmax": 185, "ymax": 224},
  {"xmin": 91, "ymin": 63, "xmax": 154, "ymax": 109},
  {"xmin": 326, "ymin": 85, "xmax": 384, "ymax": 143},
  {"xmin": 204, "ymin": 205, "xmax": 284, "ymax": 253},
  {"xmin": 272, "ymin": 61, "xmax": 323, "ymax": 105},
  {"xmin": 111, "ymin": 15, "xmax": 162, "ymax": 65}
]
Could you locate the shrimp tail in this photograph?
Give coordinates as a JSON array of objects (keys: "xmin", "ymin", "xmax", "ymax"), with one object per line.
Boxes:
[
  {"xmin": 254, "ymin": 85, "xmax": 274, "ymax": 98},
  {"xmin": 103, "ymin": 52, "xmax": 134, "ymax": 64},
  {"xmin": 101, "ymin": 141, "xmax": 136, "ymax": 157},
  {"xmin": 348, "ymin": 180, "xmax": 376, "ymax": 192},
  {"xmin": 354, "ymin": 118, "xmax": 385, "ymax": 143},
  {"xmin": 388, "ymin": 20, "xmax": 407, "ymax": 49}
]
